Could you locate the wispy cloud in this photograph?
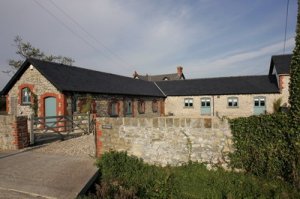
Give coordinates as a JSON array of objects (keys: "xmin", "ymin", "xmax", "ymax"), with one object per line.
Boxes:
[
  {"xmin": 0, "ymin": 0, "xmax": 298, "ymax": 89},
  {"xmin": 185, "ymin": 37, "xmax": 295, "ymax": 78}
]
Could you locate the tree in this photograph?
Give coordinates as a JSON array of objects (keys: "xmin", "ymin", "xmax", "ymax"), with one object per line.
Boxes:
[
  {"xmin": 288, "ymin": 0, "xmax": 300, "ymax": 189},
  {"xmin": 5, "ymin": 36, "xmax": 74, "ymax": 73},
  {"xmin": 290, "ymin": 1, "xmax": 300, "ymax": 125}
]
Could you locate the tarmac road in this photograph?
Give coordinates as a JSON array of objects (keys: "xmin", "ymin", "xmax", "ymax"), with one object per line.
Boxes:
[{"xmin": 0, "ymin": 150, "xmax": 98, "ymax": 199}]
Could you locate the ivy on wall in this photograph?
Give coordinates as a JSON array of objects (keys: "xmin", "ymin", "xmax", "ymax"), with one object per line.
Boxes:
[{"xmin": 229, "ymin": 114, "xmax": 293, "ymax": 182}]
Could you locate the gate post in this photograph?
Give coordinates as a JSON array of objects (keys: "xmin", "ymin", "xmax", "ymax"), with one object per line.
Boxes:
[
  {"xmin": 87, "ymin": 111, "xmax": 90, "ymax": 134},
  {"xmin": 29, "ymin": 114, "xmax": 35, "ymax": 145}
]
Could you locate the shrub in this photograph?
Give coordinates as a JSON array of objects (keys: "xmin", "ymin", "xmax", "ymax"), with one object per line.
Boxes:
[
  {"xmin": 273, "ymin": 97, "xmax": 282, "ymax": 113},
  {"xmin": 229, "ymin": 113, "xmax": 295, "ymax": 182},
  {"xmin": 84, "ymin": 151, "xmax": 300, "ymax": 199},
  {"xmin": 95, "ymin": 151, "xmax": 177, "ymax": 199}
]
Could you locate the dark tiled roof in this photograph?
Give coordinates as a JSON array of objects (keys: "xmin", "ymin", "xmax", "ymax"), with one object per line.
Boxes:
[
  {"xmin": 136, "ymin": 73, "xmax": 185, "ymax": 81},
  {"xmin": 1, "ymin": 59, "xmax": 165, "ymax": 97},
  {"xmin": 156, "ymin": 75, "xmax": 280, "ymax": 96},
  {"xmin": 269, "ymin": 54, "xmax": 292, "ymax": 75}
]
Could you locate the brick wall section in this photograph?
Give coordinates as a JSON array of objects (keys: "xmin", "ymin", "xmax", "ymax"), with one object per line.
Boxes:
[
  {"xmin": 95, "ymin": 120, "xmax": 102, "ymax": 157},
  {"xmin": 95, "ymin": 117, "xmax": 232, "ymax": 167},
  {"xmin": 69, "ymin": 94, "xmax": 164, "ymax": 118},
  {"xmin": 0, "ymin": 115, "xmax": 29, "ymax": 150}
]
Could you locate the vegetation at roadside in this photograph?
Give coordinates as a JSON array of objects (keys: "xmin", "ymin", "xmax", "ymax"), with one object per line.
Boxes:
[
  {"xmin": 229, "ymin": 114, "xmax": 294, "ymax": 183},
  {"xmin": 81, "ymin": 151, "xmax": 300, "ymax": 199}
]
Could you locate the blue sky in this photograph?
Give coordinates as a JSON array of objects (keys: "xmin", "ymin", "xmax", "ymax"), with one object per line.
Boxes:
[{"xmin": 0, "ymin": 0, "xmax": 297, "ymax": 90}]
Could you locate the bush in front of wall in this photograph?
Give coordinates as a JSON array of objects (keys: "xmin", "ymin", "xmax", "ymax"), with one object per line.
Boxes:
[
  {"xmin": 229, "ymin": 113, "xmax": 294, "ymax": 182},
  {"xmin": 81, "ymin": 151, "xmax": 300, "ymax": 199},
  {"xmin": 95, "ymin": 151, "xmax": 177, "ymax": 199}
]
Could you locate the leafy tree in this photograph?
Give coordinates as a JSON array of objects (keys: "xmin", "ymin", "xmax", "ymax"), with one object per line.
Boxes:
[
  {"xmin": 4, "ymin": 36, "xmax": 74, "ymax": 74},
  {"xmin": 288, "ymin": 0, "xmax": 300, "ymax": 189}
]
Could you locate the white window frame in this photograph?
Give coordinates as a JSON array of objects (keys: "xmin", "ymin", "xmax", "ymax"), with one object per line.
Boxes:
[
  {"xmin": 21, "ymin": 87, "xmax": 31, "ymax": 105},
  {"xmin": 184, "ymin": 98, "xmax": 193, "ymax": 108},
  {"xmin": 254, "ymin": 96, "xmax": 266, "ymax": 107},
  {"xmin": 227, "ymin": 97, "xmax": 238, "ymax": 108},
  {"xmin": 201, "ymin": 98, "xmax": 211, "ymax": 107}
]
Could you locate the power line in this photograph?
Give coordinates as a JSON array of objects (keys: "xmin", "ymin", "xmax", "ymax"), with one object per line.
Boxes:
[
  {"xmin": 283, "ymin": 0, "xmax": 290, "ymax": 54},
  {"xmin": 48, "ymin": 0, "xmax": 131, "ymax": 67},
  {"xmin": 31, "ymin": 0, "xmax": 129, "ymax": 68}
]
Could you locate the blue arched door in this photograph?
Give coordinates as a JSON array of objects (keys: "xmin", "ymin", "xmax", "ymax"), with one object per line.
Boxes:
[{"xmin": 45, "ymin": 97, "xmax": 57, "ymax": 126}]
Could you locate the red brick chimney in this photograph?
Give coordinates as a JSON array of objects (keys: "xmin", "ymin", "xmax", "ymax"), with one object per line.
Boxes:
[
  {"xmin": 177, "ymin": 66, "xmax": 183, "ymax": 76},
  {"xmin": 133, "ymin": 71, "xmax": 138, "ymax": 78}
]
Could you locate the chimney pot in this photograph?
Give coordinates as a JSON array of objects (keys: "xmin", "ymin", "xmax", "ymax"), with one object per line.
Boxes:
[{"xmin": 177, "ymin": 66, "xmax": 183, "ymax": 76}]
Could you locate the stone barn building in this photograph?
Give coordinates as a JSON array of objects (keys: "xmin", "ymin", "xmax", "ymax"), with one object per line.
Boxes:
[
  {"xmin": 1, "ymin": 54, "xmax": 292, "ymax": 119},
  {"xmin": 1, "ymin": 58, "xmax": 165, "ymax": 118}
]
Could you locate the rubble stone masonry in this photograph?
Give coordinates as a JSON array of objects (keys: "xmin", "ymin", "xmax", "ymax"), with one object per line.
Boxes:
[
  {"xmin": 96, "ymin": 117, "xmax": 233, "ymax": 167},
  {"xmin": 7, "ymin": 65, "xmax": 62, "ymax": 116},
  {"xmin": 0, "ymin": 115, "xmax": 29, "ymax": 150}
]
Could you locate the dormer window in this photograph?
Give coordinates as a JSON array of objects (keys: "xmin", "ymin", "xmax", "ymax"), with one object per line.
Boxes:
[
  {"xmin": 21, "ymin": 87, "xmax": 31, "ymax": 105},
  {"xmin": 163, "ymin": 77, "xmax": 169, "ymax": 81}
]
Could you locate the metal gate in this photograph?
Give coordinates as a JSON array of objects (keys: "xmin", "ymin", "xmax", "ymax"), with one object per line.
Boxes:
[{"xmin": 29, "ymin": 113, "xmax": 95, "ymax": 145}]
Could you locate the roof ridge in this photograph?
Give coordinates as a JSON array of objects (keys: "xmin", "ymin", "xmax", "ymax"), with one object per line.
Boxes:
[
  {"xmin": 29, "ymin": 58, "xmax": 149, "ymax": 82},
  {"xmin": 156, "ymin": 74, "xmax": 271, "ymax": 82}
]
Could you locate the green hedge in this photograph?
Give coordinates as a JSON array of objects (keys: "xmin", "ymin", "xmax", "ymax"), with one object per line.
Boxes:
[{"xmin": 229, "ymin": 113, "xmax": 295, "ymax": 182}]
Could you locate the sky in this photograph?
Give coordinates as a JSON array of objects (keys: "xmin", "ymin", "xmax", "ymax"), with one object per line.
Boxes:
[{"xmin": 0, "ymin": 0, "xmax": 298, "ymax": 90}]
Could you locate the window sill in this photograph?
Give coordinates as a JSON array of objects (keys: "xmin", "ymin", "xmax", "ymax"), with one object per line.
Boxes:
[
  {"xmin": 227, "ymin": 106, "xmax": 239, "ymax": 109},
  {"xmin": 21, "ymin": 103, "xmax": 31, "ymax": 106},
  {"xmin": 183, "ymin": 106, "xmax": 194, "ymax": 109}
]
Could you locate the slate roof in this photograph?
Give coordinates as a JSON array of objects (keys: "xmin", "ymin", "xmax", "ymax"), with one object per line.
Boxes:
[
  {"xmin": 1, "ymin": 59, "xmax": 164, "ymax": 97},
  {"xmin": 137, "ymin": 73, "xmax": 184, "ymax": 81},
  {"xmin": 1, "ymin": 58, "xmax": 282, "ymax": 97},
  {"xmin": 269, "ymin": 54, "xmax": 292, "ymax": 75},
  {"xmin": 156, "ymin": 75, "xmax": 280, "ymax": 96}
]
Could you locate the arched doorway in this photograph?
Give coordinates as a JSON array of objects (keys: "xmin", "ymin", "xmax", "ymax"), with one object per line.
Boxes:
[{"xmin": 45, "ymin": 97, "xmax": 57, "ymax": 126}]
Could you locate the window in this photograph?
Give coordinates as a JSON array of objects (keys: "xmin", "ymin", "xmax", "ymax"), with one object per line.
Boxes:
[
  {"xmin": 254, "ymin": 97, "xmax": 266, "ymax": 107},
  {"xmin": 21, "ymin": 87, "xmax": 31, "ymax": 105},
  {"xmin": 109, "ymin": 101, "xmax": 119, "ymax": 117},
  {"xmin": 138, "ymin": 100, "xmax": 145, "ymax": 114},
  {"xmin": 125, "ymin": 100, "xmax": 133, "ymax": 115},
  {"xmin": 201, "ymin": 98, "xmax": 211, "ymax": 107},
  {"xmin": 228, "ymin": 97, "xmax": 238, "ymax": 108},
  {"xmin": 184, "ymin": 98, "xmax": 193, "ymax": 107},
  {"xmin": 152, "ymin": 100, "xmax": 158, "ymax": 112}
]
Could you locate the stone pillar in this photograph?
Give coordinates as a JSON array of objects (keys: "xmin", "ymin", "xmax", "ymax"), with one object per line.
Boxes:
[{"xmin": 12, "ymin": 116, "xmax": 29, "ymax": 149}]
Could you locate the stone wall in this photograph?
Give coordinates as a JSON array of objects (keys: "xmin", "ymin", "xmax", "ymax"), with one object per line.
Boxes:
[
  {"xmin": 165, "ymin": 93, "xmax": 286, "ymax": 118},
  {"xmin": 0, "ymin": 115, "xmax": 29, "ymax": 150},
  {"xmin": 95, "ymin": 117, "xmax": 233, "ymax": 167}
]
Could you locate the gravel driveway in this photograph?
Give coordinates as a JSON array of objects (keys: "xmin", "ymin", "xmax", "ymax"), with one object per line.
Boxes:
[{"xmin": 31, "ymin": 134, "xmax": 96, "ymax": 158}]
